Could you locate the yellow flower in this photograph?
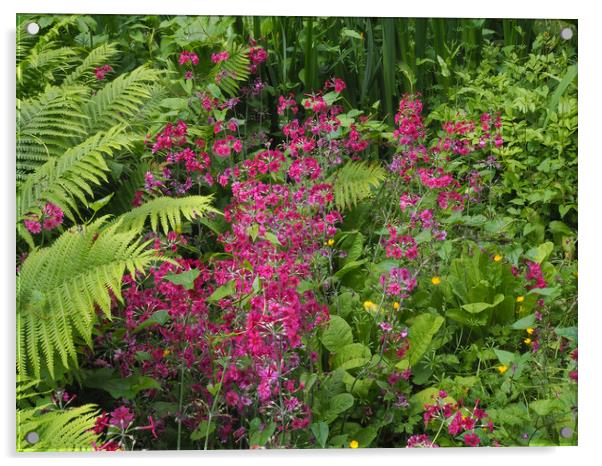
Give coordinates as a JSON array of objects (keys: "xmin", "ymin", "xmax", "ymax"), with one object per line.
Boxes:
[
  {"xmin": 431, "ymin": 276, "xmax": 442, "ymax": 285},
  {"xmin": 349, "ymin": 440, "xmax": 359, "ymax": 449},
  {"xmin": 497, "ymin": 364, "xmax": 508, "ymax": 374},
  {"xmin": 493, "ymin": 254, "xmax": 502, "ymax": 262},
  {"xmin": 163, "ymin": 349, "xmax": 171, "ymax": 357},
  {"xmin": 393, "ymin": 302, "xmax": 400, "ymax": 310},
  {"xmin": 516, "ymin": 296, "xmax": 525, "ymax": 303},
  {"xmin": 327, "ymin": 239, "xmax": 335, "ymax": 247},
  {"xmin": 524, "ymin": 338, "xmax": 532, "ymax": 345},
  {"xmin": 363, "ymin": 300, "xmax": 376, "ymax": 311},
  {"xmin": 526, "ymin": 327, "xmax": 534, "ymax": 335}
]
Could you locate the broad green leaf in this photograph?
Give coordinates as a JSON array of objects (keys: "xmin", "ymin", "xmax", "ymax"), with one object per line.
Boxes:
[
  {"xmin": 494, "ymin": 349, "xmax": 515, "ymax": 366},
  {"xmin": 530, "ymin": 399, "xmax": 563, "ymax": 416},
  {"xmin": 164, "ymin": 268, "xmax": 200, "ymax": 290},
  {"xmin": 133, "ymin": 310, "xmax": 171, "ymax": 333},
  {"xmin": 333, "ymin": 343, "xmax": 371, "ymax": 370},
  {"xmin": 82, "ymin": 370, "xmax": 161, "ymax": 399},
  {"xmin": 525, "ymin": 242, "xmax": 554, "ymax": 264},
  {"xmin": 190, "ymin": 420, "xmax": 216, "ymax": 440},
  {"xmin": 321, "ymin": 316, "xmax": 353, "ymax": 352},
  {"xmin": 207, "ymin": 280, "xmax": 236, "ymax": 302},
  {"xmin": 407, "ymin": 314, "xmax": 445, "ymax": 366},
  {"xmin": 310, "ymin": 422, "xmax": 329, "ymax": 448},
  {"xmin": 461, "ymin": 294, "xmax": 504, "ymax": 313},
  {"xmin": 207, "ymin": 83, "xmax": 222, "ymax": 98},
  {"xmin": 555, "ymin": 326, "xmax": 577, "ymax": 341},
  {"xmin": 264, "ymin": 231, "xmax": 282, "ymax": 246},
  {"xmin": 330, "ymin": 393, "xmax": 354, "ymax": 414},
  {"xmin": 511, "ymin": 313, "xmax": 536, "ymax": 330},
  {"xmin": 88, "ymin": 193, "xmax": 114, "ymax": 213}
]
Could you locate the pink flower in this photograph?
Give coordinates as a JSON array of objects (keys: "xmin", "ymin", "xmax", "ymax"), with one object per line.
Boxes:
[
  {"xmin": 94, "ymin": 64, "xmax": 113, "ymax": 80},
  {"xmin": 211, "ymin": 51, "xmax": 230, "ymax": 63},
  {"xmin": 42, "ymin": 203, "xmax": 63, "ymax": 230},
  {"xmin": 109, "ymin": 406, "xmax": 134, "ymax": 430},
  {"xmin": 179, "ymin": 51, "xmax": 199, "ymax": 66},
  {"xmin": 24, "ymin": 218, "xmax": 41, "ymax": 234},
  {"xmin": 406, "ymin": 434, "xmax": 438, "ymax": 448},
  {"xmin": 463, "ymin": 432, "xmax": 481, "ymax": 447}
]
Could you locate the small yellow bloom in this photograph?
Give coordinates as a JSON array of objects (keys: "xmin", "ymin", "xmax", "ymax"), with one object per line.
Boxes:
[
  {"xmin": 163, "ymin": 349, "xmax": 171, "ymax": 357},
  {"xmin": 493, "ymin": 254, "xmax": 503, "ymax": 262},
  {"xmin": 431, "ymin": 276, "xmax": 442, "ymax": 285},
  {"xmin": 524, "ymin": 338, "xmax": 532, "ymax": 345},
  {"xmin": 516, "ymin": 296, "xmax": 525, "ymax": 303},
  {"xmin": 327, "ymin": 239, "xmax": 335, "ymax": 247},
  {"xmin": 393, "ymin": 302, "xmax": 400, "ymax": 310},
  {"xmin": 526, "ymin": 327, "xmax": 534, "ymax": 335},
  {"xmin": 497, "ymin": 364, "xmax": 508, "ymax": 374},
  {"xmin": 349, "ymin": 440, "xmax": 359, "ymax": 449},
  {"xmin": 363, "ymin": 300, "xmax": 376, "ymax": 311}
]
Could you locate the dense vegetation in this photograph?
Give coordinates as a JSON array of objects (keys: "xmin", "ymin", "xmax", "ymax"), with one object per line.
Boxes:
[{"xmin": 16, "ymin": 15, "xmax": 577, "ymax": 450}]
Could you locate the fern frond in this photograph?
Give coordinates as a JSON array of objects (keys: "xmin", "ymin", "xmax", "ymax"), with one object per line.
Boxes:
[
  {"xmin": 211, "ymin": 44, "xmax": 251, "ymax": 97},
  {"xmin": 115, "ymin": 195, "xmax": 220, "ymax": 234},
  {"xmin": 327, "ymin": 161, "xmax": 387, "ymax": 210},
  {"xmin": 63, "ymin": 43, "xmax": 120, "ymax": 85},
  {"xmin": 17, "ymin": 218, "xmax": 160, "ymax": 379},
  {"xmin": 83, "ymin": 66, "xmax": 162, "ymax": 134},
  {"xmin": 104, "ymin": 160, "xmax": 150, "ymax": 216},
  {"xmin": 17, "ymin": 404, "xmax": 99, "ymax": 452},
  {"xmin": 17, "ymin": 126, "xmax": 135, "ymax": 223},
  {"xmin": 17, "ymin": 86, "xmax": 89, "ymax": 177}
]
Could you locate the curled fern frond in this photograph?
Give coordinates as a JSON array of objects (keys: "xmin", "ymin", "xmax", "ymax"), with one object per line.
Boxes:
[
  {"xmin": 327, "ymin": 160, "xmax": 387, "ymax": 210},
  {"xmin": 115, "ymin": 195, "xmax": 220, "ymax": 234},
  {"xmin": 17, "ymin": 218, "xmax": 159, "ymax": 379}
]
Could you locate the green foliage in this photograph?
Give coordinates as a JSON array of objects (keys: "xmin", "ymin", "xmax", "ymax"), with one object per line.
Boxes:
[
  {"xmin": 115, "ymin": 195, "xmax": 219, "ymax": 234},
  {"xmin": 327, "ymin": 161, "xmax": 386, "ymax": 210},
  {"xmin": 17, "ymin": 126, "xmax": 135, "ymax": 224},
  {"xmin": 17, "ymin": 403, "xmax": 100, "ymax": 452},
  {"xmin": 442, "ymin": 247, "xmax": 520, "ymax": 328},
  {"xmin": 17, "ymin": 219, "xmax": 160, "ymax": 379},
  {"xmin": 84, "ymin": 66, "xmax": 162, "ymax": 134},
  {"xmin": 16, "ymin": 86, "xmax": 88, "ymax": 178}
]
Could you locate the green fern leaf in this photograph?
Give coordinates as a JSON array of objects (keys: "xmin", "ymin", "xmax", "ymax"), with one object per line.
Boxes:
[
  {"xmin": 17, "ymin": 218, "xmax": 160, "ymax": 379},
  {"xmin": 17, "ymin": 86, "xmax": 89, "ymax": 177},
  {"xmin": 327, "ymin": 160, "xmax": 387, "ymax": 210},
  {"xmin": 84, "ymin": 66, "xmax": 162, "ymax": 134},
  {"xmin": 63, "ymin": 43, "xmax": 119, "ymax": 85},
  {"xmin": 115, "ymin": 195, "xmax": 220, "ymax": 234},
  {"xmin": 211, "ymin": 44, "xmax": 250, "ymax": 97},
  {"xmin": 17, "ymin": 126, "xmax": 135, "ymax": 224},
  {"xmin": 17, "ymin": 404, "xmax": 100, "ymax": 452}
]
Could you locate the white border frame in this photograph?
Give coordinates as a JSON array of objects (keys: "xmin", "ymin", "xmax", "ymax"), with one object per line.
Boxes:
[{"xmin": 2, "ymin": 2, "xmax": 598, "ymax": 465}]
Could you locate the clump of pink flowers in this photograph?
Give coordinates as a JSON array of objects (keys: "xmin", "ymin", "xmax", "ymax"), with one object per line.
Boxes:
[
  {"xmin": 211, "ymin": 51, "xmax": 230, "ymax": 64},
  {"xmin": 95, "ymin": 64, "xmax": 113, "ymax": 80},
  {"xmin": 179, "ymin": 50, "xmax": 199, "ymax": 66},
  {"xmin": 23, "ymin": 202, "xmax": 64, "ymax": 234}
]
